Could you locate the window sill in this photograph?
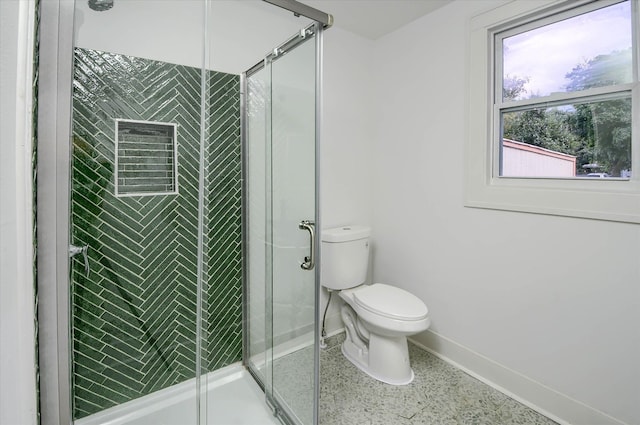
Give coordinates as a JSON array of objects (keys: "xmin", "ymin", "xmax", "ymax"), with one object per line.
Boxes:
[{"xmin": 464, "ymin": 174, "xmax": 640, "ymax": 223}]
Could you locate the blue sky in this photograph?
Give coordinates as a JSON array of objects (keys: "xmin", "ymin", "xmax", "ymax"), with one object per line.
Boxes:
[{"xmin": 502, "ymin": 1, "xmax": 632, "ymax": 99}]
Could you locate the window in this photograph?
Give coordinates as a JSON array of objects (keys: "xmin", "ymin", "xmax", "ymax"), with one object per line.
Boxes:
[
  {"xmin": 497, "ymin": 1, "xmax": 633, "ymax": 179},
  {"xmin": 466, "ymin": 0, "xmax": 639, "ymax": 223}
]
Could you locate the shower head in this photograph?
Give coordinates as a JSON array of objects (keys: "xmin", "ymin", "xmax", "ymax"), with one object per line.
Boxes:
[{"xmin": 88, "ymin": 0, "xmax": 113, "ymax": 12}]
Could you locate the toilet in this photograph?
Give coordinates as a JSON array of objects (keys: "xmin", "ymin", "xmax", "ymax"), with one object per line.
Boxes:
[{"xmin": 321, "ymin": 225, "xmax": 430, "ymax": 385}]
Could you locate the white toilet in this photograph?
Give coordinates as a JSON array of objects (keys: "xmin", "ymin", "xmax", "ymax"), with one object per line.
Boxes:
[{"xmin": 321, "ymin": 225, "xmax": 430, "ymax": 385}]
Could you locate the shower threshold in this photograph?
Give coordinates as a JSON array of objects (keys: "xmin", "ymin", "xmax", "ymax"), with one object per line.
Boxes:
[{"xmin": 74, "ymin": 363, "xmax": 280, "ymax": 425}]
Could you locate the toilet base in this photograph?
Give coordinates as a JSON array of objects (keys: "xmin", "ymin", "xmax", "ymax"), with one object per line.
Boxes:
[{"xmin": 341, "ymin": 332, "xmax": 415, "ymax": 386}]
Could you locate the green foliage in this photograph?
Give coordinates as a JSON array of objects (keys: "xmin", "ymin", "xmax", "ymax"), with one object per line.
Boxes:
[
  {"xmin": 503, "ymin": 108, "xmax": 580, "ymax": 155},
  {"xmin": 590, "ymin": 97, "xmax": 632, "ymax": 175}
]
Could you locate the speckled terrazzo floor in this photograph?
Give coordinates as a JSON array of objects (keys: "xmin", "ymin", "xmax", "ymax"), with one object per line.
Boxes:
[{"xmin": 318, "ymin": 333, "xmax": 558, "ymax": 425}]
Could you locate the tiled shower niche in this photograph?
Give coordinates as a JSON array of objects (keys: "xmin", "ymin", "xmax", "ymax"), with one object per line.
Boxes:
[
  {"xmin": 115, "ymin": 119, "xmax": 178, "ymax": 197},
  {"xmin": 71, "ymin": 48, "xmax": 241, "ymax": 419}
]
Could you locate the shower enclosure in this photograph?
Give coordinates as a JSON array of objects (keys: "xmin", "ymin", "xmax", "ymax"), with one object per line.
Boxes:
[{"xmin": 36, "ymin": 1, "xmax": 330, "ymax": 424}]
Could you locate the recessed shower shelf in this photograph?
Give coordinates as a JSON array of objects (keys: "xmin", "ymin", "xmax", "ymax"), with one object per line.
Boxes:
[{"xmin": 115, "ymin": 119, "xmax": 178, "ymax": 197}]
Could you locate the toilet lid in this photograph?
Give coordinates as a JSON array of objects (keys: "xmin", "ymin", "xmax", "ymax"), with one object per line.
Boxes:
[{"xmin": 353, "ymin": 283, "xmax": 428, "ymax": 321}]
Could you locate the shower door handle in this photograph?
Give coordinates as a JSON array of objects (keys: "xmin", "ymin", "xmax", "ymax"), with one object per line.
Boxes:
[{"xmin": 298, "ymin": 220, "xmax": 315, "ymax": 271}]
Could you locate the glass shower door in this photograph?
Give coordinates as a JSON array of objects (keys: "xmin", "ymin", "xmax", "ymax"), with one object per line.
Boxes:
[
  {"xmin": 267, "ymin": 27, "xmax": 318, "ymax": 425},
  {"xmin": 246, "ymin": 24, "xmax": 319, "ymax": 425}
]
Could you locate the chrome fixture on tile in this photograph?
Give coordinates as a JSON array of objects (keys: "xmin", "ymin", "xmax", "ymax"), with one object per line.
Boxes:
[
  {"xmin": 299, "ymin": 220, "xmax": 315, "ymax": 270},
  {"xmin": 69, "ymin": 244, "xmax": 90, "ymax": 277}
]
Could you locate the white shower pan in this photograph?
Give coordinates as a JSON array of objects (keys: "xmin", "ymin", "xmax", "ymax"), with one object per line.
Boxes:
[{"xmin": 74, "ymin": 364, "xmax": 280, "ymax": 425}]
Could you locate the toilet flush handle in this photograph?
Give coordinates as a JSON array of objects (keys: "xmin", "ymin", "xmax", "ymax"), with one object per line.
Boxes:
[{"xmin": 298, "ymin": 220, "xmax": 315, "ymax": 271}]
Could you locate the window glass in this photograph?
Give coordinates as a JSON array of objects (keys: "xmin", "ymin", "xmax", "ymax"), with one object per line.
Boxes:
[
  {"xmin": 501, "ymin": 96, "xmax": 632, "ymax": 177},
  {"xmin": 498, "ymin": 0, "xmax": 634, "ymax": 178},
  {"xmin": 502, "ymin": 1, "xmax": 632, "ymax": 101}
]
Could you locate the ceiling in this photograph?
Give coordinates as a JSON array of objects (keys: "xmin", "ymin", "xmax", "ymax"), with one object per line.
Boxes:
[{"xmin": 303, "ymin": 0, "xmax": 451, "ymax": 40}]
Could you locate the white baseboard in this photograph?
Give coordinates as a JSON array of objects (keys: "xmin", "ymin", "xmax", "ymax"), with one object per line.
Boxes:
[{"xmin": 410, "ymin": 330, "xmax": 627, "ymax": 425}]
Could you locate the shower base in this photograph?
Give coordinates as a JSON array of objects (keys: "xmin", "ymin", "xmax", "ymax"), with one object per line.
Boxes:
[{"xmin": 74, "ymin": 364, "xmax": 280, "ymax": 425}]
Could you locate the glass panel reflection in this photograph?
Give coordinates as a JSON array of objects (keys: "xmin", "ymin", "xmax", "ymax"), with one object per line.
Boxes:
[{"xmin": 502, "ymin": 1, "xmax": 632, "ymax": 101}]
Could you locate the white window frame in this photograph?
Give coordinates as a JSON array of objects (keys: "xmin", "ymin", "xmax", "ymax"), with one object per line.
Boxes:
[{"xmin": 465, "ymin": 0, "xmax": 640, "ymax": 224}]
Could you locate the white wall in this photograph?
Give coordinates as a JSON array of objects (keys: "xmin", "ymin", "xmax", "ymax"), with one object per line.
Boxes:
[
  {"xmin": 320, "ymin": 27, "xmax": 374, "ymax": 229},
  {"xmin": 370, "ymin": 1, "xmax": 640, "ymax": 424},
  {"xmin": 0, "ymin": 1, "xmax": 38, "ymax": 424},
  {"xmin": 319, "ymin": 26, "xmax": 376, "ymax": 332}
]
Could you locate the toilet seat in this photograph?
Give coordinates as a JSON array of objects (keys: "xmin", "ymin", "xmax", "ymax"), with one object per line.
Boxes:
[{"xmin": 353, "ymin": 283, "xmax": 428, "ymax": 321}]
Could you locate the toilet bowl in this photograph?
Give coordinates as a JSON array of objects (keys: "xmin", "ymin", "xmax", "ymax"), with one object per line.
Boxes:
[
  {"xmin": 341, "ymin": 283, "xmax": 430, "ymax": 337},
  {"xmin": 338, "ymin": 283, "xmax": 430, "ymax": 385},
  {"xmin": 321, "ymin": 226, "xmax": 430, "ymax": 385}
]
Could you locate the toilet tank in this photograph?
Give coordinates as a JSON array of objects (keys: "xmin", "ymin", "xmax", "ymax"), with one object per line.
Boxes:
[{"xmin": 321, "ymin": 225, "xmax": 371, "ymax": 290}]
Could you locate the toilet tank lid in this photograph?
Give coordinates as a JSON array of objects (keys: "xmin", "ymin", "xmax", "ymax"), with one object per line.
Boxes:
[{"xmin": 322, "ymin": 225, "xmax": 371, "ymax": 243}]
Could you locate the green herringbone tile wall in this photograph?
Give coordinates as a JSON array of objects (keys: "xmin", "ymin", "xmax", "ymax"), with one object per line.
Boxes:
[
  {"xmin": 205, "ymin": 71, "xmax": 243, "ymax": 372},
  {"xmin": 71, "ymin": 48, "xmax": 241, "ymax": 419}
]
